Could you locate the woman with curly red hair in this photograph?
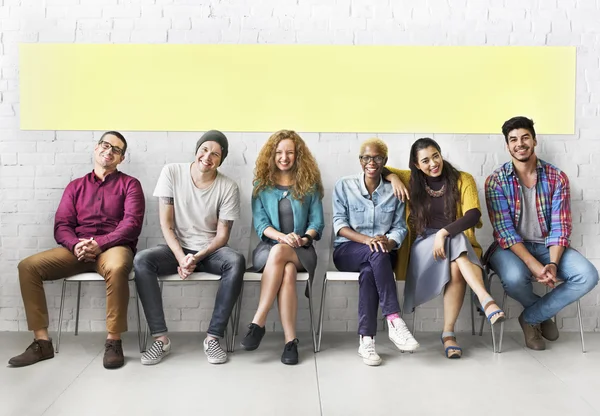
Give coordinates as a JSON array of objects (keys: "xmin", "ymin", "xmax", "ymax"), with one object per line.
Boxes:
[{"xmin": 241, "ymin": 130, "xmax": 324, "ymax": 365}]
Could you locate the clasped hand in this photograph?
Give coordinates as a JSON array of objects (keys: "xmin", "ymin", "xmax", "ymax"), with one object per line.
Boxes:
[
  {"xmin": 277, "ymin": 232, "xmax": 305, "ymax": 248},
  {"xmin": 74, "ymin": 238, "xmax": 101, "ymax": 262}
]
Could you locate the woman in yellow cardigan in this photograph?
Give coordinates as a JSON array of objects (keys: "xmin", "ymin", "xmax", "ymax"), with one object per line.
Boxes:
[{"xmin": 385, "ymin": 138, "xmax": 505, "ymax": 359}]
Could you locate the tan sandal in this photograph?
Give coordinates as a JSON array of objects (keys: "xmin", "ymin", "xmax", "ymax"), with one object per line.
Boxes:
[
  {"xmin": 441, "ymin": 332, "xmax": 462, "ymax": 359},
  {"xmin": 482, "ymin": 297, "xmax": 506, "ymax": 325}
]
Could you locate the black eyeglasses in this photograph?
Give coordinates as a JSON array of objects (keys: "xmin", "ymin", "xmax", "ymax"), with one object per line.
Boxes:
[
  {"xmin": 359, "ymin": 155, "xmax": 384, "ymax": 164},
  {"xmin": 99, "ymin": 140, "xmax": 124, "ymax": 156}
]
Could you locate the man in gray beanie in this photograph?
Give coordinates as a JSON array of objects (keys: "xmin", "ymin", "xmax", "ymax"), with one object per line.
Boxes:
[
  {"xmin": 195, "ymin": 130, "xmax": 229, "ymax": 165},
  {"xmin": 135, "ymin": 130, "xmax": 245, "ymax": 365}
]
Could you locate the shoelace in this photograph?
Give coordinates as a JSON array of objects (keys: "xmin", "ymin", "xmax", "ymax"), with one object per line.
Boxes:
[
  {"xmin": 362, "ymin": 341, "xmax": 377, "ymax": 356},
  {"xmin": 105, "ymin": 341, "xmax": 122, "ymax": 355},
  {"xmin": 393, "ymin": 322, "xmax": 413, "ymax": 340},
  {"xmin": 247, "ymin": 324, "xmax": 259, "ymax": 337},
  {"xmin": 285, "ymin": 339, "xmax": 299, "ymax": 351},
  {"xmin": 27, "ymin": 341, "xmax": 41, "ymax": 352}
]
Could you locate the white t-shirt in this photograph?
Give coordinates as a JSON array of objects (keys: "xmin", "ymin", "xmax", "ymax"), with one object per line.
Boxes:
[{"xmin": 153, "ymin": 163, "xmax": 240, "ymax": 251}]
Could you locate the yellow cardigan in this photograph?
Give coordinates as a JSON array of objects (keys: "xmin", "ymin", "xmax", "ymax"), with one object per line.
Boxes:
[{"xmin": 386, "ymin": 167, "xmax": 483, "ymax": 281}]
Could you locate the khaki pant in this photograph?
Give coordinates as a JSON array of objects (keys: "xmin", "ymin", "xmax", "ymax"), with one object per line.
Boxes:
[{"xmin": 18, "ymin": 246, "xmax": 133, "ymax": 334}]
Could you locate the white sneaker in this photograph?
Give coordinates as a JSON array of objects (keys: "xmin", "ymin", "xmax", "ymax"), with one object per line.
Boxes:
[
  {"xmin": 388, "ymin": 318, "xmax": 420, "ymax": 352},
  {"xmin": 203, "ymin": 338, "xmax": 227, "ymax": 364},
  {"xmin": 358, "ymin": 336, "xmax": 382, "ymax": 366},
  {"xmin": 141, "ymin": 339, "xmax": 171, "ymax": 365}
]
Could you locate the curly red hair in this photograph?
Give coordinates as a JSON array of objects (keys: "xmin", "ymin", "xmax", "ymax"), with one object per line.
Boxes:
[{"xmin": 253, "ymin": 130, "xmax": 324, "ymax": 201}]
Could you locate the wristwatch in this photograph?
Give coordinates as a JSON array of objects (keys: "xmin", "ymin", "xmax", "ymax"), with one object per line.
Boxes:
[{"xmin": 301, "ymin": 234, "xmax": 314, "ymax": 247}]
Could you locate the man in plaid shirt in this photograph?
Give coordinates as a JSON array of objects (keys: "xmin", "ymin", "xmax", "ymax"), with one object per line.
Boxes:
[{"xmin": 485, "ymin": 116, "xmax": 598, "ymax": 351}]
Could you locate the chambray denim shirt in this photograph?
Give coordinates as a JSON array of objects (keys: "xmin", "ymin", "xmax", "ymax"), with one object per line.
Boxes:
[
  {"xmin": 332, "ymin": 173, "xmax": 407, "ymax": 248},
  {"xmin": 252, "ymin": 186, "xmax": 324, "ymax": 243}
]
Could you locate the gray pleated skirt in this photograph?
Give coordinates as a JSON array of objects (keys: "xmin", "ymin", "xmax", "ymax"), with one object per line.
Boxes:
[
  {"xmin": 250, "ymin": 241, "xmax": 318, "ymax": 297},
  {"xmin": 403, "ymin": 229, "xmax": 482, "ymax": 313}
]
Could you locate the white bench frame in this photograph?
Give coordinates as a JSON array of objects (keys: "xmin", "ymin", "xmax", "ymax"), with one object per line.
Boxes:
[{"xmin": 56, "ymin": 271, "xmax": 142, "ymax": 353}]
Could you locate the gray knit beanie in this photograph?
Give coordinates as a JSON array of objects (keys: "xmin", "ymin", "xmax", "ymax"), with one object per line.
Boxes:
[{"xmin": 195, "ymin": 130, "xmax": 229, "ymax": 165}]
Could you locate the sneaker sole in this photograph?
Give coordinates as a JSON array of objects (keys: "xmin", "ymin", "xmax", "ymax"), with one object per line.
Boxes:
[
  {"xmin": 360, "ymin": 356, "xmax": 382, "ymax": 366},
  {"xmin": 240, "ymin": 342, "xmax": 260, "ymax": 351},
  {"xmin": 358, "ymin": 353, "xmax": 383, "ymax": 367},
  {"xmin": 390, "ymin": 339, "xmax": 420, "ymax": 352},
  {"xmin": 281, "ymin": 358, "xmax": 299, "ymax": 365},
  {"xmin": 141, "ymin": 349, "xmax": 170, "ymax": 365},
  {"xmin": 207, "ymin": 357, "xmax": 227, "ymax": 364}
]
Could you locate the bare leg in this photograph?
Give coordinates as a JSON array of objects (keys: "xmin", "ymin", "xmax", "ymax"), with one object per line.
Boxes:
[
  {"xmin": 443, "ymin": 262, "xmax": 466, "ymax": 350},
  {"xmin": 278, "ymin": 263, "xmax": 298, "ymax": 343},
  {"xmin": 454, "ymin": 254, "xmax": 504, "ymax": 319},
  {"xmin": 34, "ymin": 329, "xmax": 50, "ymax": 340},
  {"xmin": 252, "ymin": 244, "xmax": 302, "ymax": 327}
]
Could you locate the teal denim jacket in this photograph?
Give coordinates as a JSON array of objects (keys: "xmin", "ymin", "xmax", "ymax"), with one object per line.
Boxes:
[{"xmin": 252, "ymin": 186, "xmax": 324, "ymax": 243}]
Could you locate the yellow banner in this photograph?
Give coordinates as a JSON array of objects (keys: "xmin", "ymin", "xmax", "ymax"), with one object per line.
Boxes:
[{"xmin": 19, "ymin": 44, "xmax": 575, "ymax": 134}]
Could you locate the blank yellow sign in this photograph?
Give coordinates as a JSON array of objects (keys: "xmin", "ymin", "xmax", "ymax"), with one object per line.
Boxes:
[{"xmin": 19, "ymin": 44, "xmax": 575, "ymax": 134}]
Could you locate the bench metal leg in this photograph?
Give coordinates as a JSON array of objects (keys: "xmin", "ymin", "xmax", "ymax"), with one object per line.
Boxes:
[
  {"xmin": 471, "ymin": 290, "xmax": 476, "ymax": 336},
  {"xmin": 74, "ymin": 282, "xmax": 82, "ymax": 336},
  {"xmin": 316, "ymin": 276, "xmax": 328, "ymax": 353},
  {"xmin": 577, "ymin": 300, "xmax": 586, "ymax": 353},
  {"xmin": 230, "ymin": 284, "xmax": 244, "ymax": 353},
  {"xmin": 307, "ymin": 281, "xmax": 317, "ymax": 353},
  {"xmin": 55, "ymin": 280, "xmax": 67, "ymax": 353},
  {"xmin": 134, "ymin": 287, "xmax": 143, "ymax": 353}
]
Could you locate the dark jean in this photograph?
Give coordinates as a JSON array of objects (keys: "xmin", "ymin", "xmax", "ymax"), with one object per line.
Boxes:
[
  {"xmin": 333, "ymin": 241, "xmax": 400, "ymax": 337},
  {"xmin": 134, "ymin": 245, "xmax": 245, "ymax": 338},
  {"xmin": 489, "ymin": 243, "xmax": 598, "ymax": 324}
]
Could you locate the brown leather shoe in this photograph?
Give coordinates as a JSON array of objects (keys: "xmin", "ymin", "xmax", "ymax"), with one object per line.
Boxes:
[
  {"xmin": 519, "ymin": 313, "xmax": 545, "ymax": 350},
  {"xmin": 103, "ymin": 339, "xmax": 124, "ymax": 369},
  {"xmin": 8, "ymin": 339, "xmax": 54, "ymax": 367},
  {"xmin": 541, "ymin": 319, "xmax": 559, "ymax": 341}
]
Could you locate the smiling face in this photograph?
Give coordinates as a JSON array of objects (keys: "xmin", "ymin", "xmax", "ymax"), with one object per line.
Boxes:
[
  {"xmin": 359, "ymin": 145, "xmax": 387, "ymax": 179},
  {"xmin": 414, "ymin": 145, "xmax": 444, "ymax": 178},
  {"xmin": 194, "ymin": 140, "xmax": 223, "ymax": 174},
  {"xmin": 94, "ymin": 133, "xmax": 125, "ymax": 171},
  {"xmin": 506, "ymin": 128, "xmax": 537, "ymax": 163},
  {"xmin": 274, "ymin": 139, "xmax": 296, "ymax": 172}
]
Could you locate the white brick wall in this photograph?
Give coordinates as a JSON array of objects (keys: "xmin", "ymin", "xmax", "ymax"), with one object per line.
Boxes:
[{"xmin": 1, "ymin": 0, "xmax": 599, "ymax": 335}]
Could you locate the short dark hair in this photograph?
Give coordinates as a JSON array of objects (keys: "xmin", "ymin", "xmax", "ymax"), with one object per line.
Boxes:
[
  {"xmin": 99, "ymin": 131, "xmax": 127, "ymax": 154},
  {"xmin": 501, "ymin": 116, "xmax": 536, "ymax": 143}
]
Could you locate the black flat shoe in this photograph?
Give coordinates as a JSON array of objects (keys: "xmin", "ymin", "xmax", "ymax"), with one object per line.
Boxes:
[
  {"xmin": 241, "ymin": 323, "xmax": 265, "ymax": 351},
  {"xmin": 281, "ymin": 338, "xmax": 299, "ymax": 365}
]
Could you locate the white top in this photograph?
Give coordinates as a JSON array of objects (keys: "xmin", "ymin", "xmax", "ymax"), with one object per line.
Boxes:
[{"xmin": 153, "ymin": 163, "xmax": 240, "ymax": 251}]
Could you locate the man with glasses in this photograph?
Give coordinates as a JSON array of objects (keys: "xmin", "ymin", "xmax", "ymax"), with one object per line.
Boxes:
[
  {"xmin": 332, "ymin": 138, "xmax": 418, "ymax": 366},
  {"xmin": 9, "ymin": 131, "xmax": 145, "ymax": 369},
  {"xmin": 134, "ymin": 130, "xmax": 245, "ymax": 365}
]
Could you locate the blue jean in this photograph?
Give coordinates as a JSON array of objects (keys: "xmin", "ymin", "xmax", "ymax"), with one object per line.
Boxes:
[
  {"xmin": 489, "ymin": 243, "xmax": 598, "ymax": 324},
  {"xmin": 333, "ymin": 241, "xmax": 400, "ymax": 337},
  {"xmin": 134, "ymin": 245, "xmax": 245, "ymax": 338}
]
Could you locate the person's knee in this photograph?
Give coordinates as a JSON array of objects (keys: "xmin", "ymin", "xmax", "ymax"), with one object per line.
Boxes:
[
  {"xmin": 268, "ymin": 244, "xmax": 291, "ymax": 264},
  {"xmin": 368, "ymin": 250, "xmax": 391, "ymax": 266},
  {"xmin": 226, "ymin": 251, "xmax": 246, "ymax": 272},
  {"xmin": 575, "ymin": 264, "xmax": 599, "ymax": 293},
  {"xmin": 17, "ymin": 256, "xmax": 35, "ymax": 276},
  {"xmin": 103, "ymin": 261, "xmax": 131, "ymax": 282},
  {"xmin": 133, "ymin": 249, "xmax": 158, "ymax": 273}
]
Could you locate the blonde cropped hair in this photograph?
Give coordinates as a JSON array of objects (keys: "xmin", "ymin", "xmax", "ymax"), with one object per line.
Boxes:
[
  {"xmin": 253, "ymin": 130, "xmax": 324, "ymax": 201},
  {"xmin": 359, "ymin": 138, "xmax": 388, "ymax": 158}
]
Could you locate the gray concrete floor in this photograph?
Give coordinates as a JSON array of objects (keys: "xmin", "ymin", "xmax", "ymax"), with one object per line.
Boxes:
[{"xmin": 1, "ymin": 331, "xmax": 599, "ymax": 416}]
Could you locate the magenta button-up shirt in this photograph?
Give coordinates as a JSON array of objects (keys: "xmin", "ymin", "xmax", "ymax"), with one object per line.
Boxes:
[{"xmin": 54, "ymin": 170, "xmax": 145, "ymax": 253}]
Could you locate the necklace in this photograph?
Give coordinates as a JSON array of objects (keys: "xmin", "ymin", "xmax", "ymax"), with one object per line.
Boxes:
[{"xmin": 425, "ymin": 183, "xmax": 446, "ymax": 198}]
